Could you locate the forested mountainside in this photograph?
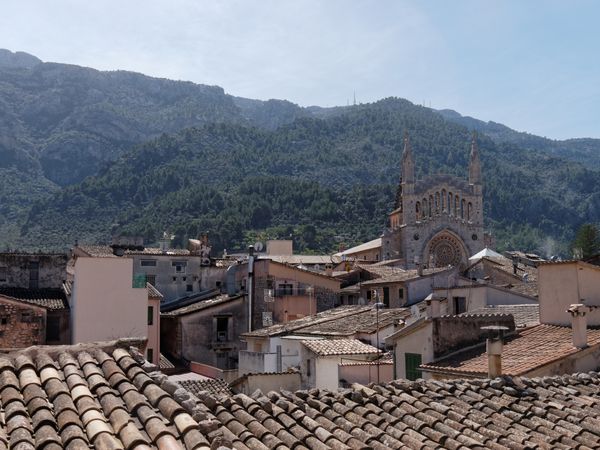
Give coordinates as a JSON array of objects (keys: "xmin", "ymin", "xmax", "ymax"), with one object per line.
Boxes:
[
  {"xmin": 16, "ymin": 98, "xmax": 600, "ymax": 256},
  {"xmin": 438, "ymin": 109, "xmax": 600, "ymax": 168},
  {"xmin": 1, "ymin": 49, "xmax": 599, "ymax": 256}
]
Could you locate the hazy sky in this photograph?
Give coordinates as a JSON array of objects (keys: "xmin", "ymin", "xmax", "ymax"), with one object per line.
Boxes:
[{"xmin": 1, "ymin": 0, "xmax": 598, "ymax": 139}]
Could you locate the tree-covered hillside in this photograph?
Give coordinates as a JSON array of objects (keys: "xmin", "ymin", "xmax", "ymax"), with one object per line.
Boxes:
[{"xmin": 16, "ymin": 98, "xmax": 600, "ymax": 256}]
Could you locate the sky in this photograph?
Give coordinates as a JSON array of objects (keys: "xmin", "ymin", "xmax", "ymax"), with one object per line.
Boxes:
[{"xmin": 1, "ymin": 0, "xmax": 599, "ymax": 139}]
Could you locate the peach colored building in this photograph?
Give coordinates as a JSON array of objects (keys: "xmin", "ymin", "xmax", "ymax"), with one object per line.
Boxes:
[{"xmin": 71, "ymin": 246, "xmax": 160, "ymax": 365}]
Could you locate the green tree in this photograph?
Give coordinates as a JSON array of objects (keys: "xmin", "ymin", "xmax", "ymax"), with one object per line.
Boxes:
[{"xmin": 572, "ymin": 223, "xmax": 600, "ymax": 259}]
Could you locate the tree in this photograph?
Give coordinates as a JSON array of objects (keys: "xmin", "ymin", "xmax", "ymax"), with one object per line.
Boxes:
[{"xmin": 572, "ymin": 223, "xmax": 600, "ymax": 259}]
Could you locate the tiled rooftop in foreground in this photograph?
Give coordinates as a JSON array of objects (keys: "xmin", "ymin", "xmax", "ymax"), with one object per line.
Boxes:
[{"xmin": 5, "ymin": 339, "xmax": 600, "ymax": 449}]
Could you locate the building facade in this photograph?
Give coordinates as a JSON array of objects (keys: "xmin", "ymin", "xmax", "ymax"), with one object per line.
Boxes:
[{"xmin": 381, "ymin": 134, "xmax": 485, "ymax": 268}]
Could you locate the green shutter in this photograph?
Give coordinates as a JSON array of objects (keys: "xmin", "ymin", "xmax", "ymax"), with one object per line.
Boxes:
[{"xmin": 405, "ymin": 353, "xmax": 422, "ymax": 381}]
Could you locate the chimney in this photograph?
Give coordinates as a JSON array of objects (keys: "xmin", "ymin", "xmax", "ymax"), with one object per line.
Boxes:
[
  {"xmin": 414, "ymin": 255, "xmax": 423, "ymax": 276},
  {"xmin": 425, "ymin": 293, "xmax": 442, "ymax": 318},
  {"xmin": 482, "ymin": 325, "xmax": 508, "ymax": 378},
  {"xmin": 325, "ymin": 264, "xmax": 333, "ymax": 277},
  {"xmin": 567, "ymin": 303, "xmax": 589, "ymax": 349}
]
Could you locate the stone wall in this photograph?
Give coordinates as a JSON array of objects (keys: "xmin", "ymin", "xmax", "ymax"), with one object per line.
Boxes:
[
  {"xmin": 0, "ymin": 297, "xmax": 46, "ymax": 348},
  {"xmin": 0, "ymin": 253, "xmax": 67, "ymax": 289},
  {"xmin": 432, "ymin": 313, "xmax": 515, "ymax": 359}
]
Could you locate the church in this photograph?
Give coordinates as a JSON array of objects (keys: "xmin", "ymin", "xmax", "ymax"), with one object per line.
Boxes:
[{"xmin": 337, "ymin": 134, "xmax": 485, "ymax": 269}]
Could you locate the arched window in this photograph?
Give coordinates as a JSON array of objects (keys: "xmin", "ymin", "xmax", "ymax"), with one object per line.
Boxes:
[
  {"xmin": 461, "ymin": 199, "xmax": 466, "ymax": 219},
  {"xmin": 448, "ymin": 192, "xmax": 453, "ymax": 215},
  {"xmin": 455, "ymin": 195, "xmax": 459, "ymax": 216},
  {"xmin": 468, "ymin": 202, "xmax": 473, "ymax": 221},
  {"xmin": 429, "ymin": 195, "xmax": 434, "ymax": 217},
  {"xmin": 415, "ymin": 201, "xmax": 421, "ymax": 220},
  {"xmin": 441, "ymin": 189, "xmax": 446, "ymax": 211},
  {"xmin": 435, "ymin": 192, "xmax": 440, "ymax": 213}
]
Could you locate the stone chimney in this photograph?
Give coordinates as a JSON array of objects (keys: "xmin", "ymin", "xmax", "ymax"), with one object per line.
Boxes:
[
  {"xmin": 482, "ymin": 325, "xmax": 508, "ymax": 378},
  {"xmin": 425, "ymin": 293, "xmax": 442, "ymax": 318},
  {"xmin": 567, "ymin": 303, "xmax": 589, "ymax": 349}
]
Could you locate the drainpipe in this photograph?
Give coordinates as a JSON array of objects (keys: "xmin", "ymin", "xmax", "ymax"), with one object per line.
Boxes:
[{"xmin": 248, "ymin": 245, "xmax": 255, "ymax": 332}]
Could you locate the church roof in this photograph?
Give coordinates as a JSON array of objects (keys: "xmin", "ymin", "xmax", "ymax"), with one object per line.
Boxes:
[
  {"xmin": 334, "ymin": 238, "xmax": 382, "ymax": 257},
  {"xmin": 469, "ymin": 247, "xmax": 504, "ymax": 261}
]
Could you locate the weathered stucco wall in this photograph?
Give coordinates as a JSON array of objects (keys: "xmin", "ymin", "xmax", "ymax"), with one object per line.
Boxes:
[{"xmin": 0, "ymin": 253, "xmax": 67, "ymax": 289}]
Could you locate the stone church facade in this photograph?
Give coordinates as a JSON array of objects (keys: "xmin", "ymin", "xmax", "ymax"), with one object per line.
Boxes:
[{"xmin": 380, "ymin": 134, "xmax": 485, "ymax": 269}]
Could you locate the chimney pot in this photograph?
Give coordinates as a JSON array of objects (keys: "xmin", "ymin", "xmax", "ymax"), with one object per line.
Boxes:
[{"xmin": 567, "ymin": 303, "xmax": 589, "ymax": 348}]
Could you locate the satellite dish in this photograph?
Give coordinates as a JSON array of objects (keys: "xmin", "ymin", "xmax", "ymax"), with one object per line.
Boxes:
[{"xmin": 254, "ymin": 242, "xmax": 264, "ymax": 252}]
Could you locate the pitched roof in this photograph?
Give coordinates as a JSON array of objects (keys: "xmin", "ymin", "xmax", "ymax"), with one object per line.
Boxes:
[
  {"xmin": 161, "ymin": 293, "xmax": 243, "ymax": 317},
  {"xmin": 302, "ymin": 338, "xmax": 381, "ymax": 356},
  {"xmin": 146, "ymin": 283, "xmax": 163, "ymax": 299},
  {"xmin": 7, "ymin": 338, "xmax": 600, "ymax": 448},
  {"xmin": 334, "ymin": 238, "xmax": 382, "ymax": 257},
  {"xmin": 360, "ymin": 266, "xmax": 451, "ymax": 285},
  {"xmin": 0, "ymin": 338, "xmax": 212, "ymax": 449},
  {"xmin": 178, "ymin": 378, "xmax": 232, "ymax": 397},
  {"xmin": 213, "ymin": 371, "xmax": 600, "ymax": 449},
  {"xmin": 459, "ymin": 304, "xmax": 540, "ymax": 328},
  {"xmin": 242, "ymin": 305, "xmax": 409, "ymax": 338},
  {"xmin": 421, "ymin": 324, "xmax": 600, "ymax": 377},
  {"xmin": 0, "ymin": 287, "xmax": 69, "ymax": 310}
]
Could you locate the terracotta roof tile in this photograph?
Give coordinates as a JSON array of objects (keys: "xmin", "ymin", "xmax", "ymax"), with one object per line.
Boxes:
[
  {"xmin": 0, "ymin": 288, "xmax": 69, "ymax": 310},
  {"xmin": 421, "ymin": 324, "xmax": 600, "ymax": 376},
  {"xmin": 302, "ymin": 338, "xmax": 381, "ymax": 356},
  {"xmin": 458, "ymin": 304, "xmax": 540, "ymax": 328},
  {"xmin": 8, "ymin": 339, "xmax": 600, "ymax": 448}
]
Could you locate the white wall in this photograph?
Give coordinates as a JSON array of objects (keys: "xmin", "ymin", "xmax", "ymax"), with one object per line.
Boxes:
[
  {"xmin": 393, "ymin": 322, "xmax": 433, "ymax": 380},
  {"xmin": 539, "ymin": 263, "xmax": 600, "ymax": 326},
  {"xmin": 315, "ymin": 357, "xmax": 342, "ymax": 390},
  {"xmin": 71, "ymin": 257, "xmax": 147, "ymax": 343}
]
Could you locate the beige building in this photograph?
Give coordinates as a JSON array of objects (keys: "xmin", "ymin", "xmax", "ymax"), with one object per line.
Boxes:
[
  {"xmin": 538, "ymin": 260, "xmax": 600, "ymax": 325},
  {"xmin": 71, "ymin": 245, "xmax": 161, "ymax": 365},
  {"xmin": 300, "ymin": 338, "xmax": 381, "ymax": 390}
]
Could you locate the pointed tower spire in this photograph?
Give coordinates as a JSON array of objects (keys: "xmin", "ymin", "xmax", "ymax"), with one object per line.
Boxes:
[
  {"xmin": 401, "ymin": 131, "xmax": 415, "ymax": 185},
  {"xmin": 469, "ymin": 131, "xmax": 482, "ymax": 185}
]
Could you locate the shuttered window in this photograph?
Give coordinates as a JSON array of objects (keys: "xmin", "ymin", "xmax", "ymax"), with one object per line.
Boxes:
[{"xmin": 405, "ymin": 353, "xmax": 422, "ymax": 381}]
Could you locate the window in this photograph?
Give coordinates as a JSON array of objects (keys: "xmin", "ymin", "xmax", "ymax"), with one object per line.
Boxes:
[
  {"xmin": 0, "ymin": 267, "xmax": 6, "ymax": 282},
  {"xmin": 20, "ymin": 311, "xmax": 32, "ymax": 323},
  {"xmin": 182, "ymin": 276, "xmax": 187, "ymax": 281},
  {"xmin": 306, "ymin": 359, "xmax": 312, "ymax": 377},
  {"xmin": 279, "ymin": 283, "xmax": 293, "ymax": 295},
  {"xmin": 405, "ymin": 353, "xmax": 422, "ymax": 381},
  {"xmin": 172, "ymin": 261, "xmax": 187, "ymax": 273},
  {"xmin": 186, "ymin": 284, "xmax": 193, "ymax": 292},
  {"xmin": 147, "ymin": 348, "xmax": 154, "ymax": 362},
  {"xmin": 147, "ymin": 306, "xmax": 154, "ymax": 325},
  {"xmin": 366, "ymin": 290, "xmax": 372, "ymax": 301},
  {"xmin": 216, "ymin": 317, "xmax": 229, "ymax": 342},
  {"xmin": 216, "ymin": 281, "xmax": 222, "ymax": 288},
  {"xmin": 146, "ymin": 274, "xmax": 156, "ymax": 286},
  {"xmin": 398, "ymin": 288, "xmax": 404, "ymax": 300},
  {"xmin": 383, "ymin": 287, "xmax": 390, "ymax": 307},
  {"xmin": 29, "ymin": 261, "xmax": 39, "ymax": 289},
  {"xmin": 141, "ymin": 259, "xmax": 156, "ymax": 267},
  {"xmin": 46, "ymin": 316, "xmax": 60, "ymax": 342},
  {"xmin": 453, "ymin": 297, "xmax": 467, "ymax": 314},
  {"xmin": 0, "ymin": 315, "xmax": 8, "ymax": 326}
]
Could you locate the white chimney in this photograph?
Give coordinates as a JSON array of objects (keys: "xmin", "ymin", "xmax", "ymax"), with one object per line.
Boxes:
[
  {"xmin": 567, "ymin": 303, "xmax": 589, "ymax": 349},
  {"xmin": 482, "ymin": 325, "xmax": 508, "ymax": 378},
  {"xmin": 425, "ymin": 294, "xmax": 441, "ymax": 318},
  {"xmin": 487, "ymin": 337, "xmax": 503, "ymax": 378}
]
